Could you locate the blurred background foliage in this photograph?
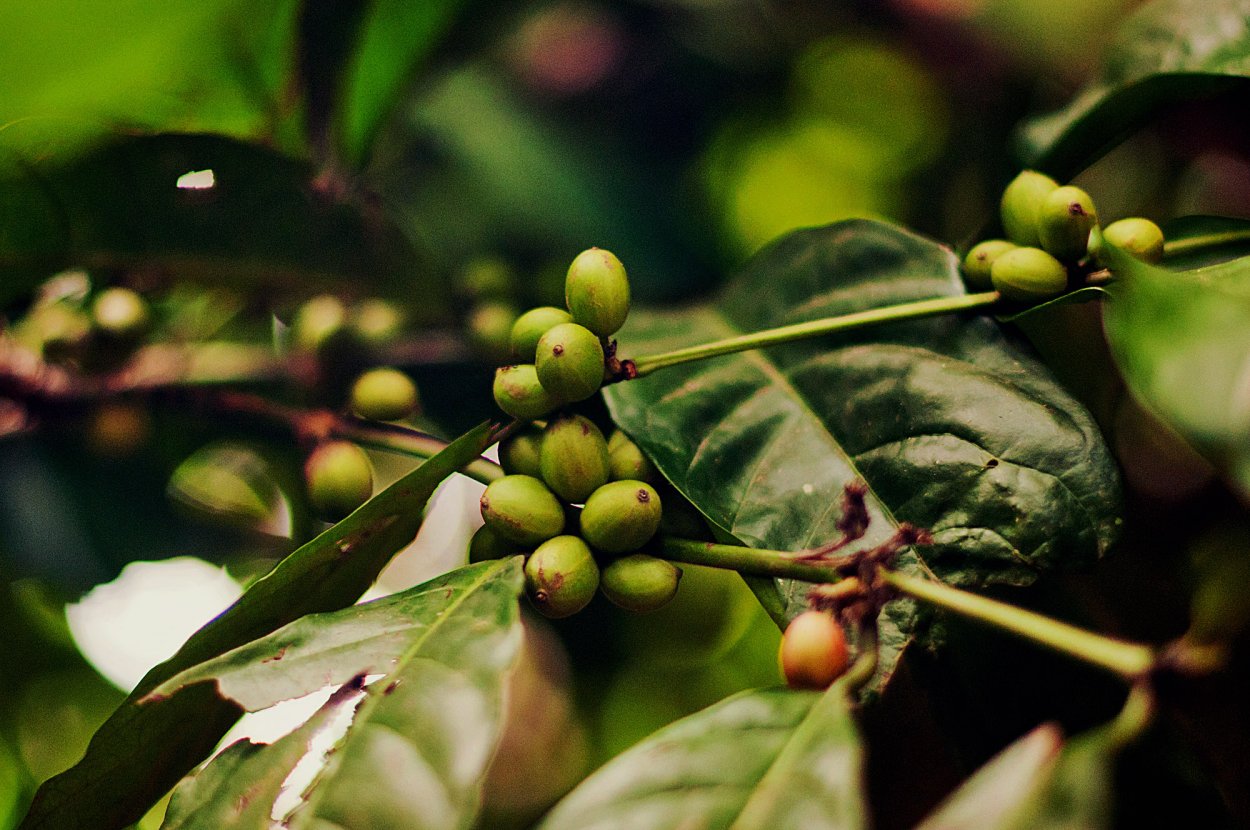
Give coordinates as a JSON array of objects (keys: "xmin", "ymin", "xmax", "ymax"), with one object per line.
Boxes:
[{"xmin": 2, "ymin": 0, "xmax": 1248, "ymax": 827}]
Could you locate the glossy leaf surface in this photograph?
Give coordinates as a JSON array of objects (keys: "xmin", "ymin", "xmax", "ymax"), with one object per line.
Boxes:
[{"xmin": 1161, "ymin": 216, "xmax": 1250, "ymax": 270}]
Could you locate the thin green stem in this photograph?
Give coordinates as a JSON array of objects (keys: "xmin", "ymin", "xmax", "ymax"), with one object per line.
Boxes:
[
  {"xmin": 842, "ymin": 624, "xmax": 879, "ymax": 693},
  {"xmin": 658, "ymin": 537, "xmax": 843, "ymax": 583},
  {"xmin": 880, "ymin": 570, "xmax": 1155, "ymax": 681},
  {"xmin": 1106, "ymin": 682, "xmax": 1156, "ymax": 749},
  {"xmin": 629, "ymin": 292, "xmax": 1001, "ymax": 377},
  {"xmin": 1163, "ymin": 229, "xmax": 1250, "ymax": 257}
]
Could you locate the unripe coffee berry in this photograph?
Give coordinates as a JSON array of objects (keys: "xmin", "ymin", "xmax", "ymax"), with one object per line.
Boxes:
[
  {"xmin": 535, "ymin": 322, "xmax": 604, "ymax": 403},
  {"xmin": 607, "ymin": 429, "xmax": 657, "ymax": 483},
  {"xmin": 1102, "ymin": 217, "xmax": 1165, "ymax": 264},
  {"xmin": 779, "ymin": 611, "xmax": 849, "ymax": 690},
  {"xmin": 565, "ymin": 247, "xmax": 630, "ymax": 336},
  {"xmin": 600, "ymin": 554, "xmax": 682, "ymax": 613},
  {"xmin": 92, "ymin": 287, "xmax": 150, "ymax": 341},
  {"xmin": 510, "ymin": 306, "xmax": 573, "ymax": 362},
  {"xmin": 292, "ymin": 294, "xmax": 347, "ymax": 351},
  {"xmin": 350, "ymin": 299, "xmax": 405, "ymax": 347},
  {"xmin": 1000, "ymin": 170, "xmax": 1059, "ymax": 247},
  {"xmin": 480, "ymin": 474, "xmax": 565, "ymax": 546},
  {"xmin": 524, "ymin": 535, "xmax": 600, "ymax": 618},
  {"xmin": 350, "ymin": 367, "xmax": 419, "ymax": 421},
  {"xmin": 493, "ymin": 364, "xmax": 560, "ymax": 421},
  {"xmin": 539, "ymin": 415, "xmax": 611, "ymax": 503},
  {"xmin": 305, "ymin": 441, "xmax": 373, "ymax": 522},
  {"xmin": 1037, "ymin": 185, "xmax": 1098, "ymax": 262},
  {"xmin": 468, "ymin": 524, "xmax": 520, "ymax": 564},
  {"xmin": 962, "ymin": 240, "xmax": 1017, "ymax": 291},
  {"xmin": 499, "ymin": 424, "xmax": 545, "ymax": 478},
  {"xmin": 468, "ymin": 301, "xmax": 519, "ymax": 363},
  {"xmin": 990, "ymin": 246, "xmax": 1068, "ymax": 302},
  {"xmin": 580, "ymin": 480, "xmax": 662, "ymax": 553}
]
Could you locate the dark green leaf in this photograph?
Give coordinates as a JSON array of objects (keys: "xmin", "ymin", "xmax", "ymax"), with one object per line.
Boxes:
[
  {"xmin": 996, "ymin": 288, "xmax": 1109, "ymax": 323},
  {"xmin": 538, "ymin": 682, "xmax": 866, "ymax": 830},
  {"xmin": 157, "ymin": 558, "xmax": 525, "ymax": 830},
  {"xmin": 19, "ymin": 423, "xmax": 494, "ymax": 830},
  {"xmin": 1101, "ymin": 242, "xmax": 1250, "ymax": 495},
  {"xmin": 1019, "ymin": 0, "xmax": 1250, "ymax": 177},
  {"xmin": 0, "ymin": 134, "xmax": 437, "ymax": 308},
  {"xmin": 916, "ymin": 723, "xmax": 1115, "ymax": 830},
  {"xmin": 604, "ymin": 220, "xmax": 1120, "ymax": 688},
  {"xmin": 1162, "ymin": 216, "xmax": 1250, "ymax": 270}
]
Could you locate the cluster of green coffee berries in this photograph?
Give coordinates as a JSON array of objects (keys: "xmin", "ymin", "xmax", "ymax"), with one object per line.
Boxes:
[
  {"xmin": 493, "ymin": 248, "xmax": 630, "ymax": 421},
  {"xmin": 13, "ymin": 277, "xmax": 151, "ymax": 372},
  {"xmin": 470, "ymin": 417, "xmax": 680, "ymax": 618},
  {"xmin": 779, "ymin": 610, "xmax": 849, "ymax": 690},
  {"xmin": 963, "ymin": 170, "xmax": 1166, "ymax": 301},
  {"xmin": 290, "ymin": 295, "xmax": 407, "ymax": 354}
]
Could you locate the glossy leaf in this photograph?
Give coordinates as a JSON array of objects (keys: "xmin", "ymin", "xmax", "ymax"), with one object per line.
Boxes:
[
  {"xmin": 916, "ymin": 723, "xmax": 1115, "ymax": 830},
  {"xmin": 0, "ymin": 134, "xmax": 436, "ymax": 308},
  {"xmin": 538, "ymin": 682, "xmax": 866, "ymax": 830},
  {"xmin": 19, "ymin": 423, "xmax": 495, "ymax": 830},
  {"xmin": 1019, "ymin": 0, "xmax": 1250, "ymax": 177},
  {"xmin": 1101, "ymin": 242, "xmax": 1250, "ymax": 495},
  {"xmin": 1162, "ymin": 216, "xmax": 1250, "ymax": 270},
  {"xmin": 605, "ymin": 220, "xmax": 1120, "ymax": 674},
  {"xmin": 156, "ymin": 557, "xmax": 525, "ymax": 830}
]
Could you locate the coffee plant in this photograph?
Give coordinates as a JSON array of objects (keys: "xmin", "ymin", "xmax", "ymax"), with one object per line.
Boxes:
[{"xmin": 2, "ymin": 1, "xmax": 1250, "ymax": 828}]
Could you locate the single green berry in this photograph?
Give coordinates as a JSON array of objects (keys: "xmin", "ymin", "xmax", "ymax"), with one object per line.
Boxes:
[
  {"xmin": 1102, "ymin": 217, "xmax": 1165, "ymax": 264},
  {"xmin": 962, "ymin": 240, "xmax": 1017, "ymax": 291},
  {"xmin": 539, "ymin": 415, "xmax": 611, "ymax": 503},
  {"xmin": 468, "ymin": 524, "xmax": 521, "ymax": 564},
  {"xmin": 524, "ymin": 535, "xmax": 600, "ymax": 618},
  {"xmin": 480, "ymin": 474, "xmax": 565, "ymax": 546},
  {"xmin": 565, "ymin": 247, "xmax": 630, "ymax": 336},
  {"xmin": 469, "ymin": 300, "xmax": 518, "ymax": 363},
  {"xmin": 91, "ymin": 287, "xmax": 150, "ymax": 340},
  {"xmin": 350, "ymin": 367, "xmax": 419, "ymax": 421},
  {"xmin": 990, "ymin": 246, "xmax": 1068, "ymax": 302},
  {"xmin": 350, "ymin": 299, "xmax": 405, "ymax": 347},
  {"xmin": 580, "ymin": 480, "xmax": 662, "ymax": 553},
  {"xmin": 607, "ymin": 429, "xmax": 657, "ymax": 483},
  {"xmin": 34, "ymin": 303, "xmax": 91, "ymax": 363},
  {"xmin": 459, "ymin": 256, "xmax": 515, "ymax": 301},
  {"xmin": 305, "ymin": 441, "xmax": 373, "ymax": 522},
  {"xmin": 499, "ymin": 424, "xmax": 545, "ymax": 478},
  {"xmin": 1000, "ymin": 170, "xmax": 1060, "ymax": 247},
  {"xmin": 292, "ymin": 294, "xmax": 348, "ymax": 351},
  {"xmin": 779, "ymin": 610, "xmax": 849, "ymax": 690},
  {"xmin": 1037, "ymin": 185, "xmax": 1098, "ymax": 261},
  {"xmin": 510, "ymin": 306, "xmax": 573, "ymax": 362},
  {"xmin": 493, "ymin": 364, "xmax": 561, "ymax": 421},
  {"xmin": 535, "ymin": 322, "xmax": 604, "ymax": 403},
  {"xmin": 600, "ymin": 554, "xmax": 682, "ymax": 613}
]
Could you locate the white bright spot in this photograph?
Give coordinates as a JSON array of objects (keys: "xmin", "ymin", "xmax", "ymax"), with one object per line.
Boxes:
[
  {"xmin": 176, "ymin": 169, "xmax": 216, "ymax": 190},
  {"xmin": 802, "ymin": 483, "xmax": 815, "ymax": 495},
  {"xmin": 372, "ymin": 472, "xmax": 486, "ymax": 596},
  {"xmin": 66, "ymin": 558, "xmax": 242, "ymax": 692}
]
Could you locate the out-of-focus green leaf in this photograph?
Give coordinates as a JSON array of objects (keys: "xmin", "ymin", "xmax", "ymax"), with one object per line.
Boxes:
[
  {"xmin": 1162, "ymin": 216, "xmax": 1250, "ymax": 270},
  {"xmin": 539, "ymin": 682, "xmax": 866, "ymax": 830},
  {"xmin": 1019, "ymin": 0, "xmax": 1250, "ymax": 177},
  {"xmin": 337, "ymin": 0, "xmax": 465, "ymax": 168},
  {"xmin": 0, "ymin": 134, "xmax": 438, "ymax": 308},
  {"xmin": 156, "ymin": 558, "xmax": 524, "ymax": 830},
  {"xmin": 167, "ymin": 443, "xmax": 283, "ymax": 531},
  {"xmin": 916, "ymin": 723, "xmax": 1116, "ymax": 829},
  {"xmin": 0, "ymin": 0, "xmax": 301, "ymax": 158},
  {"xmin": 1102, "ymin": 241, "xmax": 1250, "ymax": 496},
  {"xmin": 19, "ymin": 423, "xmax": 494, "ymax": 830},
  {"xmin": 604, "ymin": 220, "xmax": 1120, "ymax": 690}
]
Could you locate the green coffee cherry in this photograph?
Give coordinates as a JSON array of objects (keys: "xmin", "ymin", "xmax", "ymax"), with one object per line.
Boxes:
[
  {"xmin": 580, "ymin": 480, "xmax": 662, "ymax": 553},
  {"xmin": 468, "ymin": 524, "xmax": 520, "ymax": 564},
  {"xmin": 990, "ymin": 246, "xmax": 1068, "ymax": 302},
  {"xmin": 292, "ymin": 294, "xmax": 348, "ymax": 351},
  {"xmin": 600, "ymin": 554, "xmax": 682, "ymax": 613},
  {"xmin": 91, "ymin": 287, "xmax": 150, "ymax": 341},
  {"xmin": 480, "ymin": 474, "xmax": 565, "ymax": 546},
  {"xmin": 493, "ymin": 364, "xmax": 560, "ymax": 421},
  {"xmin": 607, "ymin": 429, "xmax": 657, "ymax": 483},
  {"xmin": 34, "ymin": 303, "xmax": 91, "ymax": 363},
  {"xmin": 535, "ymin": 322, "xmax": 604, "ymax": 403},
  {"xmin": 510, "ymin": 306, "xmax": 573, "ymax": 362},
  {"xmin": 1102, "ymin": 217, "xmax": 1165, "ymax": 264},
  {"xmin": 305, "ymin": 441, "xmax": 373, "ymax": 522},
  {"xmin": 350, "ymin": 367, "xmax": 419, "ymax": 421},
  {"xmin": 499, "ymin": 424, "xmax": 545, "ymax": 477},
  {"xmin": 962, "ymin": 240, "xmax": 1017, "ymax": 291},
  {"xmin": 539, "ymin": 415, "xmax": 611, "ymax": 503},
  {"xmin": 460, "ymin": 256, "xmax": 514, "ymax": 301},
  {"xmin": 524, "ymin": 535, "xmax": 600, "ymax": 618},
  {"xmin": 1037, "ymin": 185, "xmax": 1098, "ymax": 261},
  {"xmin": 779, "ymin": 611, "xmax": 849, "ymax": 690},
  {"xmin": 565, "ymin": 248, "xmax": 630, "ymax": 336},
  {"xmin": 350, "ymin": 299, "xmax": 405, "ymax": 347},
  {"xmin": 1000, "ymin": 170, "xmax": 1059, "ymax": 247},
  {"xmin": 468, "ymin": 300, "xmax": 518, "ymax": 363}
]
